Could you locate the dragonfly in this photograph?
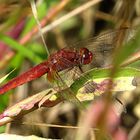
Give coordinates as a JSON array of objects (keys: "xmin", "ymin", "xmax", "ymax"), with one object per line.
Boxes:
[
  {"xmin": 0, "ymin": 28, "xmax": 134, "ymax": 102},
  {"xmin": 0, "ymin": 47, "xmax": 92, "ymax": 94}
]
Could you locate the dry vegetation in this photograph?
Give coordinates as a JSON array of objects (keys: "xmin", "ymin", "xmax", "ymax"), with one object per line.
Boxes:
[{"xmin": 0, "ymin": 0, "xmax": 140, "ymax": 140}]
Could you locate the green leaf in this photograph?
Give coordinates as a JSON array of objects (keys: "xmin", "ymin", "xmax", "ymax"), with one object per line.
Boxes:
[
  {"xmin": 0, "ymin": 33, "xmax": 42, "ymax": 64},
  {"xmin": 70, "ymin": 67, "xmax": 140, "ymax": 93},
  {"xmin": 27, "ymin": 42, "xmax": 46, "ymax": 59},
  {"xmin": 0, "ymin": 69, "xmax": 16, "ymax": 84},
  {"xmin": 0, "ymin": 126, "xmax": 6, "ymax": 133},
  {"xmin": 9, "ymin": 54, "xmax": 24, "ymax": 69},
  {"xmin": 114, "ymin": 28, "xmax": 140, "ymax": 66}
]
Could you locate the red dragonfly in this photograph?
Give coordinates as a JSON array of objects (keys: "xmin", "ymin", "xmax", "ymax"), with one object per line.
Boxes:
[
  {"xmin": 0, "ymin": 47, "xmax": 92, "ymax": 95},
  {"xmin": 0, "ymin": 28, "xmax": 132, "ymax": 96}
]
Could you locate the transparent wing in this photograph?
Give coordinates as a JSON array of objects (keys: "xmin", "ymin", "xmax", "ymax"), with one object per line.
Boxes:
[
  {"xmin": 53, "ymin": 56, "xmax": 98, "ymax": 109},
  {"xmin": 55, "ymin": 71, "xmax": 86, "ymax": 110},
  {"xmin": 49, "ymin": 57, "xmax": 86, "ymax": 110},
  {"xmin": 67, "ymin": 28, "xmax": 134, "ymax": 51},
  {"xmin": 65, "ymin": 28, "xmax": 135, "ymax": 67}
]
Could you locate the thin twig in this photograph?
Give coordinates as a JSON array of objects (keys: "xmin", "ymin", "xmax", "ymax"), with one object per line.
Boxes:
[
  {"xmin": 121, "ymin": 50, "xmax": 140, "ymax": 66},
  {"xmin": 128, "ymin": 120, "xmax": 140, "ymax": 140},
  {"xmin": 38, "ymin": 0, "xmax": 102, "ymax": 36},
  {"xmin": 20, "ymin": 122, "xmax": 99, "ymax": 130},
  {"xmin": 30, "ymin": 0, "xmax": 50, "ymax": 56}
]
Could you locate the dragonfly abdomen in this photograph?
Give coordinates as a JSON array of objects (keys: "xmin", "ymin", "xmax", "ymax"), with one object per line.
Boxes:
[{"xmin": 0, "ymin": 61, "xmax": 50, "ymax": 95}]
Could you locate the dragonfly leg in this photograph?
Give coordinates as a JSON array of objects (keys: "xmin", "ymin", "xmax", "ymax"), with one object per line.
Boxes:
[{"xmin": 71, "ymin": 66, "xmax": 83, "ymax": 81}]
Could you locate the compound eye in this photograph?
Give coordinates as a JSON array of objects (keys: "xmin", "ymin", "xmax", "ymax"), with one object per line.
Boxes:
[{"xmin": 80, "ymin": 48, "xmax": 93, "ymax": 65}]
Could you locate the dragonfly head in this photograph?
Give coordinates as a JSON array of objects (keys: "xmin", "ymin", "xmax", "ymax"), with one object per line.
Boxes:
[{"xmin": 80, "ymin": 48, "xmax": 93, "ymax": 65}]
